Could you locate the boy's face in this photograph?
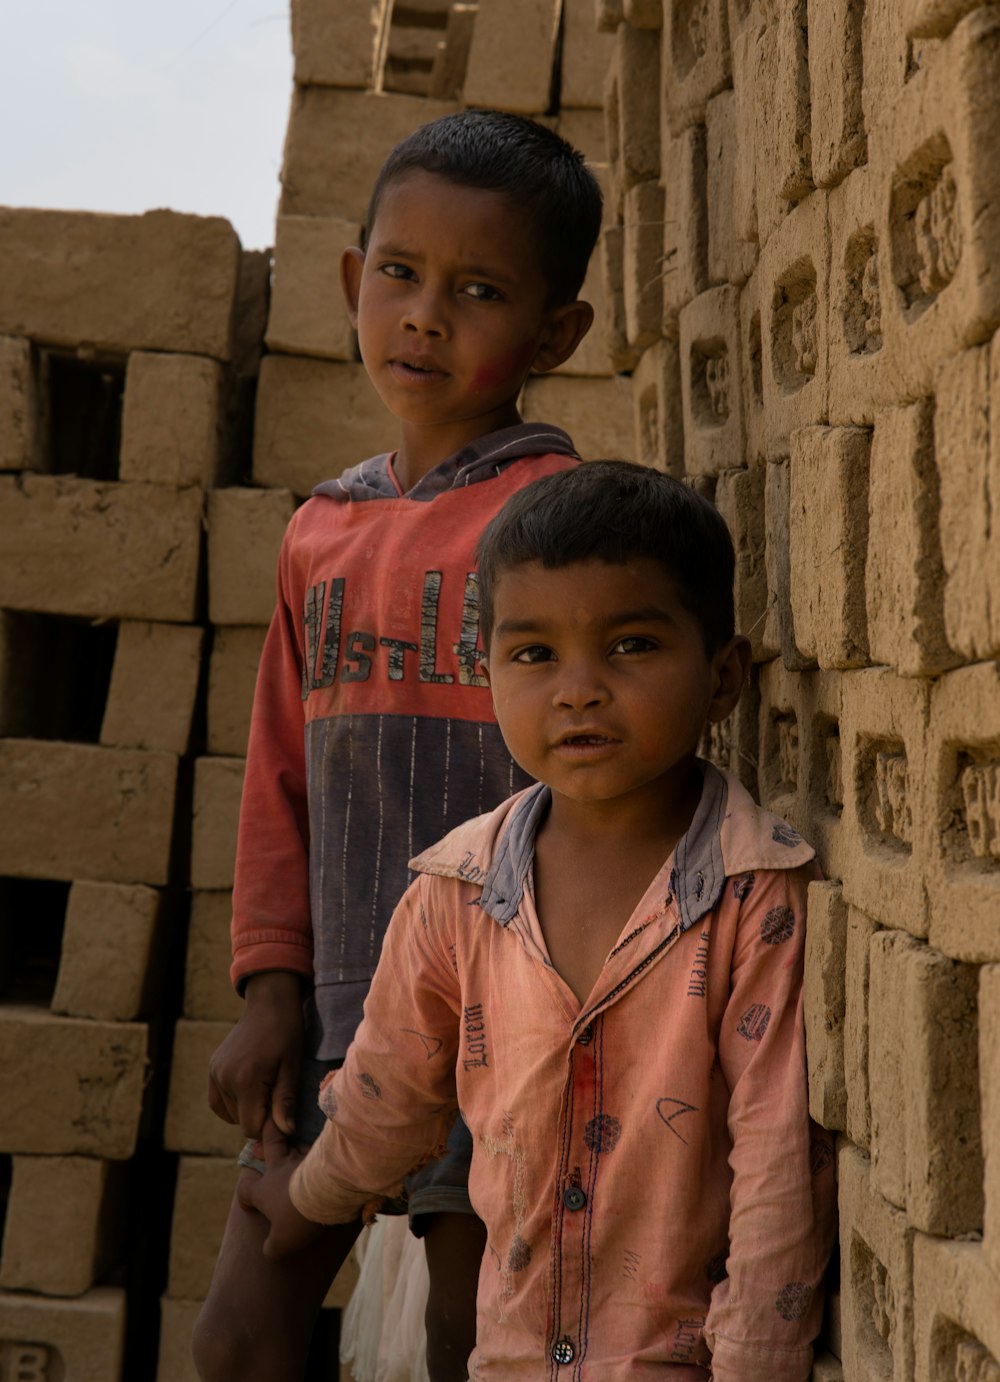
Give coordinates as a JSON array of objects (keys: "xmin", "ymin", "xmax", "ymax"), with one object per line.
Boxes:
[
  {"xmin": 482, "ymin": 559, "xmax": 748, "ymax": 814},
  {"xmin": 342, "ymin": 171, "xmax": 591, "ymax": 463}
]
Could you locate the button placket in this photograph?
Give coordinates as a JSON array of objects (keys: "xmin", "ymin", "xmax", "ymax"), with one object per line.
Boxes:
[{"xmin": 551, "ymin": 1337, "xmax": 575, "ymax": 1365}]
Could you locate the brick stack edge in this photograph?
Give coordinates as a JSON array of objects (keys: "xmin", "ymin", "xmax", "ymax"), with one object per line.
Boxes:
[{"xmin": 1, "ymin": 0, "xmax": 998, "ymax": 1379}]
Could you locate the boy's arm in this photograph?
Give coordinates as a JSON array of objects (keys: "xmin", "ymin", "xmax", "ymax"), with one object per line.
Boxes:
[
  {"xmin": 288, "ymin": 875, "xmax": 463, "ymax": 1225},
  {"xmin": 705, "ymin": 862, "xmax": 837, "ymax": 1382}
]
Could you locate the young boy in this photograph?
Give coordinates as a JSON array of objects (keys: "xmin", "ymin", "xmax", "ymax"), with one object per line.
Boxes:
[
  {"xmin": 242, "ymin": 462, "xmax": 838, "ymax": 1379},
  {"xmin": 192, "ymin": 112, "xmax": 601, "ymax": 1382}
]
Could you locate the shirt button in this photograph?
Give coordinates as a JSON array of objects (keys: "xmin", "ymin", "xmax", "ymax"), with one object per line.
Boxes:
[
  {"xmin": 577, "ymin": 1024, "xmax": 594, "ymax": 1045},
  {"xmin": 551, "ymin": 1338, "xmax": 575, "ymax": 1365},
  {"xmin": 563, "ymin": 1185, "xmax": 587, "ymax": 1212}
]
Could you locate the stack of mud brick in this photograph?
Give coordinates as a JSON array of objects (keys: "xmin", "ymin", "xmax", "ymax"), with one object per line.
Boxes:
[
  {"xmin": 0, "ymin": 208, "xmax": 269, "ymax": 1377},
  {"xmin": 602, "ymin": 0, "xmax": 1000, "ymax": 1377},
  {"xmin": 157, "ymin": 2, "xmax": 631, "ymax": 1378}
]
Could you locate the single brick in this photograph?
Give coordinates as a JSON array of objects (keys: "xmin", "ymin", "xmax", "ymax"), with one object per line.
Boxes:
[
  {"xmin": 705, "ymin": 90, "xmax": 758, "ymax": 287},
  {"xmin": 0, "ymin": 1005, "xmax": 146, "ymax": 1158},
  {"xmin": 662, "ymin": 0, "xmax": 730, "ymax": 137},
  {"xmin": 252, "ymin": 356, "xmax": 391, "ymax": 497},
  {"xmin": 51, "ymin": 880, "xmax": 163, "ymax": 1022},
  {"xmin": 623, "ymin": 179, "xmax": 664, "ymax": 351},
  {"xmin": 462, "ymin": 0, "xmax": 561, "ymax": 113},
  {"xmin": 866, "ymin": 401, "xmax": 957, "ymax": 677},
  {"xmin": 119, "ymin": 353, "xmax": 226, "ymax": 488},
  {"xmin": 838, "ymin": 1142, "xmax": 915, "ymax": 1382},
  {"xmin": 0, "ymin": 475, "xmax": 203, "ymax": 623},
  {"xmin": 903, "ymin": 0, "xmax": 985, "ymax": 38},
  {"xmin": 561, "ymin": 0, "xmax": 615, "ymax": 107},
  {"xmin": 521, "ymin": 374, "xmax": 634, "ymax": 460},
  {"xmin": 662, "ymin": 125, "xmax": 709, "ymax": 337},
  {"xmin": 763, "ymin": 457, "xmax": 811, "ymax": 670},
  {"xmin": 868, "ymin": 930, "xmax": 923, "ymax": 1209},
  {"xmin": 924, "ymin": 662, "xmax": 1000, "ymax": 963},
  {"xmin": 827, "ymin": 165, "xmax": 891, "ymax": 427},
  {"xmin": 934, "ymin": 343, "xmax": 1000, "ymax": 661},
  {"xmin": 788, "ymin": 425, "xmax": 871, "ymax": 669},
  {"xmin": 554, "ymin": 165, "xmax": 616, "ymax": 379},
  {"xmin": 164, "ymin": 1020, "xmax": 242, "ymax": 1157},
  {"xmin": 631, "ymin": 339, "xmax": 683, "ymax": 475},
  {"xmin": 0, "ymin": 1155, "xmax": 126, "ymax": 1296},
  {"xmin": 190, "ymin": 757, "xmax": 245, "ymax": 893},
  {"xmin": 0, "ymin": 739, "xmax": 178, "ymax": 887},
  {"xmin": 0, "ymin": 1287, "xmax": 125, "ymax": 1381},
  {"xmin": 604, "ymin": 21, "xmax": 660, "ymax": 204},
  {"xmin": 281, "ymin": 88, "xmax": 456, "ymax": 223},
  {"xmin": 844, "ymin": 906, "xmax": 880, "ymax": 1151},
  {"xmin": 803, "ymin": 881, "xmax": 848, "ymax": 1132},
  {"xmin": 808, "ymin": 0, "xmax": 866, "ymax": 188},
  {"xmin": 600, "ymin": 224, "xmax": 640, "ymax": 372},
  {"xmin": 838, "ymin": 667, "xmax": 931, "ymax": 934},
  {"xmin": 207, "ymin": 488, "xmax": 295, "ymax": 628},
  {"xmin": 679, "ymin": 285, "xmax": 745, "ymax": 477},
  {"xmin": 290, "ymin": 0, "xmax": 390, "ymax": 87},
  {"xmin": 0, "ymin": 208, "xmax": 240, "ymax": 360},
  {"xmin": 101, "ymin": 621, "xmax": 204, "ymax": 755},
  {"xmin": 715, "ymin": 466, "xmax": 766, "ymax": 660},
  {"xmin": 207, "ymin": 625, "xmax": 267, "ymax": 758},
  {"xmin": 184, "ymin": 892, "xmax": 242, "ymax": 1023},
  {"xmin": 0, "ymin": 335, "xmax": 38, "ymax": 472},
  {"xmin": 156, "ymin": 1297, "xmax": 202, "ymax": 1382},
  {"xmin": 266, "ymin": 215, "xmax": 360, "ymax": 362},
  {"xmin": 756, "ymin": 657, "xmax": 807, "ymax": 830},
  {"xmin": 912, "ymin": 1233, "xmax": 1000, "ymax": 1381}
]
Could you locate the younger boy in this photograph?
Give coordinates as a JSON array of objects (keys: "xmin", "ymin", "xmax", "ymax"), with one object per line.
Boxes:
[
  {"xmin": 192, "ymin": 111, "xmax": 601, "ymax": 1382},
  {"xmin": 245, "ymin": 462, "xmax": 838, "ymax": 1379}
]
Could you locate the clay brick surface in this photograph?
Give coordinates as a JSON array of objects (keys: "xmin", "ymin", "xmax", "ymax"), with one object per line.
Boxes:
[
  {"xmin": 844, "ymin": 907, "xmax": 879, "ymax": 1151},
  {"xmin": 167, "ymin": 1156, "xmax": 237, "ymax": 1300},
  {"xmin": 662, "ymin": 125, "xmax": 709, "ymax": 336},
  {"xmin": 803, "ymin": 881, "xmax": 848, "ymax": 1132},
  {"xmin": 207, "ymin": 487, "xmax": 295, "ymax": 627},
  {"xmin": 700, "ymin": 670, "xmax": 760, "ymax": 798},
  {"xmin": 763, "ymin": 457, "xmax": 811, "ymax": 669},
  {"xmin": 631, "ymin": 339, "xmax": 682, "ymax": 474},
  {"xmin": 600, "ymin": 224, "xmax": 639, "ymax": 371},
  {"xmin": 164, "ymin": 1020, "xmax": 242, "ymax": 1157},
  {"xmin": 281, "ymin": 88, "xmax": 456, "ymax": 223},
  {"xmin": 0, "ymin": 739, "xmax": 178, "ymax": 886},
  {"xmin": 252, "ymin": 356, "xmax": 391, "ymax": 497},
  {"xmin": 715, "ymin": 466, "xmax": 766, "ymax": 659},
  {"xmin": 554, "ymin": 167, "xmax": 615, "ymax": 378},
  {"xmin": 679, "ymin": 285, "xmax": 744, "ymax": 477},
  {"xmin": 290, "ymin": 0, "xmax": 389, "ymax": 87},
  {"xmin": 0, "ymin": 1155, "xmax": 125, "ymax": 1296},
  {"xmin": 934, "ymin": 342, "xmax": 1000, "ymax": 661},
  {"xmin": 662, "ymin": 0, "xmax": 730, "ymax": 136},
  {"xmin": 52, "ymin": 880, "xmax": 163, "ymax": 1022},
  {"xmin": 184, "ymin": 892, "xmax": 242, "ymax": 1023},
  {"xmin": 190, "ymin": 756, "xmax": 245, "ymax": 892},
  {"xmin": 207, "ymin": 625, "xmax": 267, "ymax": 757},
  {"xmin": 788, "ymin": 425, "xmax": 870, "ymax": 669},
  {"xmin": 0, "ymin": 1005, "xmax": 146, "ymax": 1158},
  {"xmin": 874, "ymin": 9, "xmax": 1000, "ymax": 400},
  {"xmin": 912, "ymin": 1235, "xmax": 1000, "ymax": 1381},
  {"xmin": 0, "ymin": 475, "xmax": 203, "ymax": 623},
  {"xmin": 0, "ymin": 209, "xmax": 240, "ymax": 360},
  {"xmin": 101, "ymin": 621, "xmax": 204, "ymax": 754},
  {"xmin": 838, "ymin": 668, "xmax": 930, "ymax": 933},
  {"xmin": 811, "ymin": 1354, "xmax": 844, "ymax": 1382},
  {"xmin": 983, "ymin": 965, "xmax": 1000, "ymax": 1279},
  {"xmin": 561, "ymin": 0, "xmax": 615, "ymax": 107},
  {"xmin": 903, "ymin": 0, "xmax": 985, "ymax": 38},
  {"xmin": 838, "ymin": 1142, "xmax": 915, "ymax": 1382},
  {"xmin": 266, "ymin": 215, "xmax": 360, "ymax": 362},
  {"xmin": 120, "ymin": 352, "xmax": 225, "ymax": 488},
  {"xmin": 157, "ymin": 1296, "xmax": 201, "ymax": 1382},
  {"xmin": 866, "ymin": 401, "xmax": 956, "ymax": 677},
  {"xmin": 0, "ymin": 335, "xmax": 37, "ymax": 472},
  {"xmin": 521, "ymin": 373, "xmax": 634, "ymax": 459},
  {"xmin": 924, "ymin": 662, "xmax": 1000, "ymax": 962},
  {"xmin": 827, "ymin": 165, "xmax": 890, "ymax": 427},
  {"xmin": 624, "ymin": 0, "xmax": 661, "ymax": 26},
  {"xmin": 462, "ymin": 0, "xmax": 560, "ymax": 112},
  {"xmin": 705, "ymin": 90, "xmax": 757, "ymax": 287},
  {"xmin": 624, "ymin": 179, "xmax": 664, "ymax": 350},
  {"xmin": 0, "ymin": 1287, "xmax": 125, "ymax": 1381},
  {"xmin": 555, "ymin": 108, "xmax": 607, "ymax": 164},
  {"xmin": 868, "ymin": 929, "xmax": 922, "ymax": 1208},
  {"xmin": 809, "ymin": 0, "xmax": 867, "ymax": 188},
  {"xmin": 860, "ymin": 0, "xmax": 912, "ymax": 137},
  {"xmin": 604, "ymin": 21, "xmax": 660, "ymax": 201}
]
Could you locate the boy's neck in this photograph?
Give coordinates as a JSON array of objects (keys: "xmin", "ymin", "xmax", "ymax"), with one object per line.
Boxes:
[
  {"xmin": 540, "ymin": 757, "xmax": 704, "ymax": 860},
  {"xmin": 392, "ymin": 404, "xmax": 524, "ymax": 492}
]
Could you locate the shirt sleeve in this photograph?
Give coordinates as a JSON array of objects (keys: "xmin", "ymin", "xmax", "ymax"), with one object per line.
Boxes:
[
  {"xmin": 229, "ymin": 515, "xmax": 315, "ymax": 991},
  {"xmin": 290, "ymin": 873, "xmax": 463, "ymax": 1224},
  {"xmin": 704, "ymin": 862, "xmax": 837, "ymax": 1382}
]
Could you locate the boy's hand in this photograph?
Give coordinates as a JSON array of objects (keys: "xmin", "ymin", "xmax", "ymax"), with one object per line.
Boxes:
[
  {"xmin": 207, "ymin": 970, "xmax": 305, "ymax": 1138},
  {"xmin": 237, "ymin": 1118, "xmax": 324, "ymax": 1260}
]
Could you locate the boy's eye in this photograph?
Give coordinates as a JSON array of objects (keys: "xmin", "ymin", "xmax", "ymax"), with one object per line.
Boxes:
[
  {"xmin": 512, "ymin": 644, "xmax": 553, "ymax": 664},
  {"xmin": 380, "ymin": 262, "xmax": 414, "ymax": 280},
  {"xmin": 463, "ymin": 282, "xmax": 502, "ymax": 302},
  {"xmin": 612, "ymin": 635, "xmax": 656, "ymax": 654}
]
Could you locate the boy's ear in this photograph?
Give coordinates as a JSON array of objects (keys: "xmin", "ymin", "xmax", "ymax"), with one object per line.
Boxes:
[
  {"xmin": 530, "ymin": 300, "xmax": 595, "ymax": 374},
  {"xmin": 478, "ymin": 654, "xmax": 491, "ymax": 687},
  {"xmin": 707, "ymin": 636, "xmax": 752, "ymax": 724},
  {"xmin": 340, "ymin": 247, "xmax": 365, "ymax": 329}
]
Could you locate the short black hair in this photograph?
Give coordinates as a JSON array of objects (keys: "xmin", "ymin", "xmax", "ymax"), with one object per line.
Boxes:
[
  {"xmin": 476, "ymin": 461, "xmax": 737, "ymax": 653},
  {"xmin": 365, "ymin": 109, "xmax": 602, "ymax": 305}
]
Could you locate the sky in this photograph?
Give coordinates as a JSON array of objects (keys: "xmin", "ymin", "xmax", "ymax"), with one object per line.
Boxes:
[{"xmin": 1, "ymin": 0, "xmax": 294, "ymax": 250}]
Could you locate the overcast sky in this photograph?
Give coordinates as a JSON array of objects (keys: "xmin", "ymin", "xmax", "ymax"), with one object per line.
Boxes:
[{"xmin": 2, "ymin": 0, "xmax": 293, "ymax": 250}]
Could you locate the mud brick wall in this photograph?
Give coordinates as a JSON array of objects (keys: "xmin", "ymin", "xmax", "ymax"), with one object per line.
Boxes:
[{"xmin": 598, "ymin": 1, "xmax": 1000, "ymax": 1378}]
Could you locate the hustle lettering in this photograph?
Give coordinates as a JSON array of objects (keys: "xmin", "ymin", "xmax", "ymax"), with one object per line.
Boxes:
[
  {"xmin": 301, "ymin": 570, "xmax": 488, "ymax": 698},
  {"xmin": 463, "ymin": 1002, "xmax": 489, "ymax": 1070}
]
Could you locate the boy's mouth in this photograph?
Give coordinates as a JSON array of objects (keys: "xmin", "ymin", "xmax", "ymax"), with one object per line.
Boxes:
[
  {"xmin": 391, "ymin": 357, "xmax": 448, "ymax": 381},
  {"xmin": 556, "ymin": 732, "xmax": 619, "ymax": 748}
]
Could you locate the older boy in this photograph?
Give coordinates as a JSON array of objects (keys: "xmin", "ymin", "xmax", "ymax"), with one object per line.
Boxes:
[
  {"xmin": 192, "ymin": 112, "xmax": 601, "ymax": 1382},
  {"xmin": 244, "ymin": 462, "xmax": 838, "ymax": 1379}
]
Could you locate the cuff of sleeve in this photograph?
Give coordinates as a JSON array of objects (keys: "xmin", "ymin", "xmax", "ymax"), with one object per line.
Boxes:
[
  {"xmin": 289, "ymin": 1142, "xmax": 367, "ymax": 1226},
  {"xmin": 707, "ymin": 1337, "xmax": 813, "ymax": 1382}
]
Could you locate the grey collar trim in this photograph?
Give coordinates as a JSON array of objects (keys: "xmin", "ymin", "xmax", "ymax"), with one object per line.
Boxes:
[{"xmin": 477, "ymin": 764, "xmax": 730, "ymax": 931}]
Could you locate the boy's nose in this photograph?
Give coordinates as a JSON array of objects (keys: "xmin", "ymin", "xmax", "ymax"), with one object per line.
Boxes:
[
  {"xmin": 554, "ymin": 663, "xmax": 610, "ymax": 710},
  {"xmin": 401, "ymin": 287, "xmax": 449, "ymax": 338}
]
